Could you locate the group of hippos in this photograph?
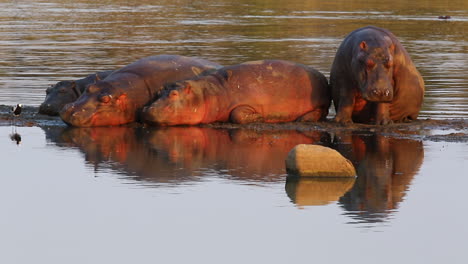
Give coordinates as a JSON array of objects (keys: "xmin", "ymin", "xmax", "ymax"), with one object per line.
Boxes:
[{"xmin": 39, "ymin": 26, "xmax": 425, "ymax": 127}]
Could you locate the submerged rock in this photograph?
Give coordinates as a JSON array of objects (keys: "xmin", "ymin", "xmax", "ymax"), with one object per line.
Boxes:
[{"xmin": 285, "ymin": 144, "xmax": 356, "ymax": 177}]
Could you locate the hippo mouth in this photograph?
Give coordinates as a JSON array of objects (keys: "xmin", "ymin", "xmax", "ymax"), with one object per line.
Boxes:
[
  {"xmin": 39, "ymin": 102, "xmax": 62, "ymax": 116},
  {"xmin": 141, "ymin": 106, "xmax": 164, "ymax": 125},
  {"xmin": 60, "ymin": 110, "xmax": 95, "ymax": 127},
  {"xmin": 360, "ymin": 84, "xmax": 393, "ymax": 102}
]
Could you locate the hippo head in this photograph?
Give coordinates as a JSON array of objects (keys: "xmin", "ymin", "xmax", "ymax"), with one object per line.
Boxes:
[
  {"xmin": 142, "ymin": 81, "xmax": 205, "ymax": 126},
  {"xmin": 60, "ymin": 81, "xmax": 131, "ymax": 127},
  {"xmin": 39, "ymin": 81, "xmax": 81, "ymax": 116},
  {"xmin": 352, "ymin": 38, "xmax": 395, "ymax": 102}
]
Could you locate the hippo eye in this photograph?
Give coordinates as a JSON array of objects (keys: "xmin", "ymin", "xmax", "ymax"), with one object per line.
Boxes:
[
  {"xmin": 58, "ymin": 88, "xmax": 67, "ymax": 93},
  {"xmin": 384, "ymin": 57, "xmax": 393, "ymax": 68},
  {"xmin": 99, "ymin": 95, "xmax": 111, "ymax": 103},
  {"xmin": 87, "ymin": 85, "xmax": 99, "ymax": 93}
]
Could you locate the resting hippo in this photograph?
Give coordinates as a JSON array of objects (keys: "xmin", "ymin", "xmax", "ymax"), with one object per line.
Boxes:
[
  {"xmin": 142, "ymin": 60, "xmax": 330, "ymax": 125},
  {"xmin": 60, "ymin": 55, "xmax": 222, "ymax": 127},
  {"xmin": 330, "ymin": 26, "xmax": 425, "ymax": 124},
  {"xmin": 39, "ymin": 71, "xmax": 113, "ymax": 116}
]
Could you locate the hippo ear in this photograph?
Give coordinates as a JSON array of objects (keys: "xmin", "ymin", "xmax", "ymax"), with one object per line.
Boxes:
[
  {"xmin": 389, "ymin": 44, "xmax": 395, "ymax": 53},
  {"xmin": 359, "ymin": 41, "xmax": 368, "ymax": 51},
  {"xmin": 116, "ymin": 93, "xmax": 127, "ymax": 110},
  {"xmin": 117, "ymin": 93, "xmax": 127, "ymax": 100},
  {"xmin": 183, "ymin": 83, "xmax": 192, "ymax": 95},
  {"xmin": 95, "ymin": 73, "xmax": 101, "ymax": 81},
  {"xmin": 191, "ymin": 66, "xmax": 203, "ymax": 76},
  {"xmin": 99, "ymin": 94, "xmax": 111, "ymax": 103}
]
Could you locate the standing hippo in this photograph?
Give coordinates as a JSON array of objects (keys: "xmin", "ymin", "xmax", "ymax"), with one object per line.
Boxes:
[
  {"xmin": 142, "ymin": 60, "xmax": 330, "ymax": 126},
  {"xmin": 60, "ymin": 55, "xmax": 222, "ymax": 127},
  {"xmin": 39, "ymin": 70, "xmax": 113, "ymax": 116},
  {"xmin": 330, "ymin": 26, "xmax": 425, "ymax": 125}
]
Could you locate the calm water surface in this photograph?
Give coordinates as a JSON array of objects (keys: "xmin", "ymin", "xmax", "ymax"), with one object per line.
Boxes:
[
  {"xmin": 0, "ymin": 1, "xmax": 467, "ymax": 263},
  {"xmin": 0, "ymin": 0, "xmax": 467, "ymax": 118},
  {"xmin": 1, "ymin": 126, "xmax": 467, "ymax": 263}
]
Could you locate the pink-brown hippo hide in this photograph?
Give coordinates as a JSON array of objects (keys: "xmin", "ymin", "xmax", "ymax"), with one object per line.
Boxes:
[
  {"xmin": 330, "ymin": 26, "xmax": 424, "ymax": 125},
  {"xmin": 60, "ymin": 55, "xmax": 221, "ymax": 127},
  {"xmin": 142, "ymin": 60, "xmax": 330, "ymax": 126},
  {"xmin": 39, "ymin": 70, "xmax": 113, "ymax": 116}
]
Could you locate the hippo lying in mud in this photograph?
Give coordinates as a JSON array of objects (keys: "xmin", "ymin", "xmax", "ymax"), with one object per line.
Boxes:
[
  {"xmin": 60, "ymin": 55, "xmax": 222, "ymax": 127},
  {"xmin": 39, "ymin": 71, "xmax": 113, "ymax": 116},
  {"xmin": 330, "ymin": 26, "xmax": 425, "ymax": 125},
  {"xmin": 142, "ymin": 60, "xmax": 330, "ymax": 126}
]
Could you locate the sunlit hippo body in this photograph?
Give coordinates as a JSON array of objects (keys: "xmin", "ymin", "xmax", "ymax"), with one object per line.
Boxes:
[
  {"xmin": 39, "ymin": 71, "xmax": 113, "ymax": 116},
  {"xmin": 330, "ymin": 26, "xmax": 425, "ymax": 125},
  {"xmin": 142, "ymin": 60, "xmax": 330, "ymax": 126},
  {"xmin": 60, "ymin": 55, "xmax": 222, "ymax": 127}
]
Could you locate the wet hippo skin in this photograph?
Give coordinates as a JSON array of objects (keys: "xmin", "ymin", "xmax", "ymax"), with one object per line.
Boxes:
[
  {"xmin": 330, "ymin": 26, "xmax": 425, "ymax": 125},
  {"xmin": 142, "ymin": 60, "xmax": 331, "ymax": 126},
  {"xmin": 39, "ymin": 70, "xmax": 113, "ymax": 116},
  {"xmin": 60, "ymin": 55, "xmax": 222, "ymax": 127}
]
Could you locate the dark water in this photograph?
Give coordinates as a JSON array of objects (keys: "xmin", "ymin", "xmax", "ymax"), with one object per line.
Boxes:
[
  {"xmin": 1, "ymin": 1, "xmax": 468, "ymax": 263},
  {"xmin": 0, "ymin": 0, "xmax": 467, "ymax": 118}
]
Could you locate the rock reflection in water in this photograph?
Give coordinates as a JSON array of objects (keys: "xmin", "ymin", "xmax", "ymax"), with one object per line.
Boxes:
[
  {"xmin": 285, "ymin": 132, "xmax": 424, "ymax": 222},
  {"xmin": 285, "ymin": 177, "xmax": 356, "ymax": 207},
  {"xmin": 334, "ymin": 132, "xmax": 424, "ymax": 223},
  {"xmin": 44, "ymin": 126, "xmax": 330, "ymax": 185}
]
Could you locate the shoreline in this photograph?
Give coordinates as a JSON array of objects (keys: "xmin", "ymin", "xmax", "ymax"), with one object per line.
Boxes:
[{"xmin": 1, "ymin": 105, "xmax": 467, "ymax": 143}]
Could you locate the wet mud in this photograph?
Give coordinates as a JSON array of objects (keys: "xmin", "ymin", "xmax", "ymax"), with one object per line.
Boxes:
[{"xmin": 0, "ymin": 104, "xmax": 466, "ymax": 142}]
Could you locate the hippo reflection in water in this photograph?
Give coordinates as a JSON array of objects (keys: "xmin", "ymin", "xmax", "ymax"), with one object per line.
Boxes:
[
  {"xmin": 286, "ymin": 132, "xmax": 424, "ymax": 223},
  {"xmin": 334, "ymin": 132, "xmax": 424, "ymax": 223},
  {"xmin": 45, "ymin": 126, "xmax": 329, "ymax": 184}
]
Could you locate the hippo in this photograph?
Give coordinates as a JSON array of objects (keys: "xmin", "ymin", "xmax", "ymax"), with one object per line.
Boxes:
[
  {"xmin": 330, "ymin": 26, "xmax": 425, "ymax": 125},
  {"xmin": 142, "ymin": 60, "xmax": 330, "ymax": 126},
  {"xmin": 39, "ymin": 71, "xmax": 113, "ymax": 116},
  {"xmin": 60, "ymin": 55, "xmax": 222, "ymax": 127}
]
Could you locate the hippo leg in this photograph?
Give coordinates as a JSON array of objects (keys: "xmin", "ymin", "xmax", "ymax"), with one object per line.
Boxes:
[
  {"xmin": 375, "ymin": 103, "xmax": 393, "ymax": 125},
  {"xmin": 297, "ymin": 109, "xmax": 326, "ymax": 122},
  {"xmin": 230, "ymin": 105, "xmax": 264, "ymax": 124},
  {"xmin": 334, "ymin": 94, "xmax": 355, "ymax": 124},
  {"xmin": 400, "ymin": 116, "xmax": 412, "ymax": 123}
]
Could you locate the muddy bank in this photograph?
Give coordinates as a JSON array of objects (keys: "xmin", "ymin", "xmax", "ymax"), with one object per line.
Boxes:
[{"xmin": 1, "ymin": 105, "xmax": 466, "ymax": 142}]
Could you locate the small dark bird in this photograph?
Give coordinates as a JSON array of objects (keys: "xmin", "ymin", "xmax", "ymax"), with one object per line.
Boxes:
[
  {"xmin": 438, "ymin": 15, "xmax": 451, "ymax": 20},
  {"xmin": 12, "ymin": 104, "xmax": 22, "ymax": 116},
  {"xmin": 10, "ymin": 133, "xmax": 22, "ymax": 145},
  {"xmin": 11, "ymin": 104, "xmax": 22, "ymax": 126}
]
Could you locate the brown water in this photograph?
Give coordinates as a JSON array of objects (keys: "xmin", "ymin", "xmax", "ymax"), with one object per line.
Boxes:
[
  {"xmin": 0, "ymin": 0, "xmax": 467, "ymax": 118},
  {"xmin": 1, "ymin": 1, "xmax": 468, "ymax": 263}
]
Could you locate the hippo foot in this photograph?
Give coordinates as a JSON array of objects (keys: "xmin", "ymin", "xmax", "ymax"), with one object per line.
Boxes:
[
  {"xmin": 230, "ymin": 105, "xmax": 264, "ymax": 124},
  {"xmin": 374, "ymin": 118, "xmax": 393, "ymax": 125},
  {"xmin": 297, "ymin": 110, "xmax": 324, "ymax": 122},
  {"xmin": 399, "ymin": 116, "xmax": 413, "ymax": 123},
  {"xmin": 333, "ymin": 115, "xmax": 353, "ymax": 125}
]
